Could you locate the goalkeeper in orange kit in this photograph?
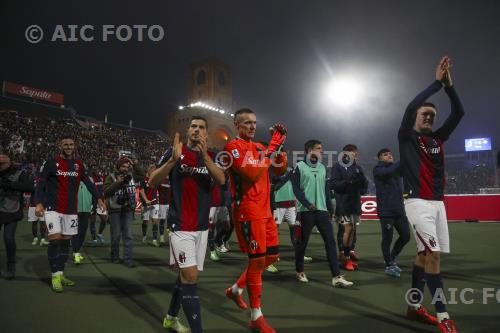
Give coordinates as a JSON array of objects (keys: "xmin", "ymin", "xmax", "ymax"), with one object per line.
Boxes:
[{"xmin": 223, "ymin": 108, "xmax": 287, "ymax": 333}]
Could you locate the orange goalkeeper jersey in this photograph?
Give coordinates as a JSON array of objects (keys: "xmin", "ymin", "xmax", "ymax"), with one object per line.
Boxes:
[{"xmin": 224, "ymin": 137, "xmax": 287, "ymax": 221}]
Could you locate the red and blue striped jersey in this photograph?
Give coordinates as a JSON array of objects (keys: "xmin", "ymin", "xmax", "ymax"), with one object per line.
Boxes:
[
  {"xmin": 36, "ymin": 155, "xmax": 99, "ymax": 214},
  {"xmin": 157, "ymin": 178, "xmax": 171, "ymax": 205},
  {"xmin": 157, "ymin": 146, "xmax": 215, "ymax": 231},
  {"xmin": 139, "ymin": 177, "xmax": 157, "ymax": 203},
  {"xmin": 91, "ymin": 174, "xmax": 105, "ymax": 199}
]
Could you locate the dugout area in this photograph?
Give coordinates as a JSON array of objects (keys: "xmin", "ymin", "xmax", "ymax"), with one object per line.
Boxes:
[{"xmin": 1, "ymin": 218, "xmax": 499, "ymax": 332}]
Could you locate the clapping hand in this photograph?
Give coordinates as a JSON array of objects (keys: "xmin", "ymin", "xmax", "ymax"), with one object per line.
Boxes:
[
  {"xmin": 436, "ymin": 56, "xmax": 452, "ymax": 85},
  {"xmin": 171, "ymin": 133, "xmax": 183, "ymax": 162}
]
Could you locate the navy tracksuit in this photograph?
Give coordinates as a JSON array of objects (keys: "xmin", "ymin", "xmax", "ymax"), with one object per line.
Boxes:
[
  {"xmin": 372, "ymin": 160, "xmax": 410, "ymax": 266},
  {"xmin": 331, "ymin": 161, "xmax": 368, "ymax": 254}
]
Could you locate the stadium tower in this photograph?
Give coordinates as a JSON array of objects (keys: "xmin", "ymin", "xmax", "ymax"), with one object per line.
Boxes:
[{"xmin": 166, "ymin": 57, "xmax": 235, "ymax": 151}]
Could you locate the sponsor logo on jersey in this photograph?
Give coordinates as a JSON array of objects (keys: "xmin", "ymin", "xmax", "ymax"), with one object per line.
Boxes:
[
  {"xmin": 241, "ymin": 150, "xmax": 266, "ymax": 166},
  {"xmin": 418, "ymin": 137, "xmax": 428, "ymax": 154},
  {"xmin": 245, "ymin": 157, "xmax": 260, "ymax": 165},
  {"xmin": 179, "ymin": 164, "xmax": 209, "ymax": 175},
  {"xmin": 56, "ymin": 170, "xmax": 79, "ymax": 177},
  {"xmin": 418, "ymin": 136, "xmax": 441, "ymax": 155},
  {"xmin": 429, "ymin": 147, "xmax": 441, "ymax": 154}
]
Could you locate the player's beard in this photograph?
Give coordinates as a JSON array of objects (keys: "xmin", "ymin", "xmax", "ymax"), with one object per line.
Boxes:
[
  {"xmin": 188, "ymin": 136, "xmax": 200, "ymax": 150},
  {"xmin": 62, "ymin": 149, "xmax": 74, "ymax": 159},
  {"xmin": 189, "ymin": 131, "xmax": 201, "ymax": 141}
]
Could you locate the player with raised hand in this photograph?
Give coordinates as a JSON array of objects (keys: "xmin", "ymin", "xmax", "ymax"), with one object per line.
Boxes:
[
  {"xmin": 399, "ymin": 56, "xmax": 463, "ymax": 333},
  {"xmin": 150, "ymin": 116, "xmax": 225, "ymax": 333},
  {"xmin": 223, "ymin": 108, "xmax": 287, "ymax": 333}
]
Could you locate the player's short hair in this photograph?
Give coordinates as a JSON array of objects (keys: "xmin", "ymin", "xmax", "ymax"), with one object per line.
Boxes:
[
  {"xmin": 190, "ymin": 115, "xmax": 208, "ymax": 129},
  {"xmin": 421, "ymin": 102, "xmax": 437, "ymax": 111},
  {"xmin": 342, "ymin": 144, "xmax": 358, "ymax": 152},
  {"xmin": 304, "ymin": 139, "xmax": 322, "ymax": 154},
  {"xmin": 234, "ymin": 108, "xmax": 255, "ymax": 123},
  {"xmin": 377, "ymin": 148, "xmax": 391, "ymax": 158},
  {"xmin": 60, "ymin": 133, "xmax": 74, "ymax": 141}
]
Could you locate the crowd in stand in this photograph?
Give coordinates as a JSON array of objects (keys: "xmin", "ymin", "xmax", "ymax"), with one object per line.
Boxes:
[
  {"xmin": 1, "ymin": 109, "xmax": 497, "ymax": 194},
  {"xmin": 0, "ymin": 110, "xmax": 169, "ymax": 173},
  {"xmin": 446, "ymin": 164, "xmax": 496, "ymax": 194}
]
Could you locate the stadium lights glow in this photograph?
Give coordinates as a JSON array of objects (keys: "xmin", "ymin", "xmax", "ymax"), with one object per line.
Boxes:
[
  {"xmin": 178, "ymin": 101, "xmax": 233, "ymax": 117},
  {"xmin": 324, "ymin": 76, "xmax": 363, "ymax": 107}
]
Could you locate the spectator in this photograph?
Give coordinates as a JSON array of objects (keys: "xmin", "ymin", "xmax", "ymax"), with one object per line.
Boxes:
[{"xmin": 0, "ymin": 152, "xmax": 34, "ymax": 279}]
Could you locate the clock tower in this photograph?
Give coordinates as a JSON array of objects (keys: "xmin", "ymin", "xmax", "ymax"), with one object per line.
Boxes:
[
  {"xmin": 166, "ymin": 57, "xmax": 235, "ymax": 150},
  {"xmin": 189, "ymin": 57, "xmax": 232, "ymax": 111}
]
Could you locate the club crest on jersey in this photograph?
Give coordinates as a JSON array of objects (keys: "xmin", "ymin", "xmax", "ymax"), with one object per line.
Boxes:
[
  {"xmin": 48, "ymin": 223, "xmax": 54, "ymax": 231},
  {"xmin": 178, "ymin": 251, "xmax": 186, "ymax": 264},
  {"xmin": 250, "ymin": 240, "xmax": 258, "ymax": 250},
  {"xmin": 74, "ymin": 163, "xmax": 79, "ymax": 171},
  {"xmin": 232, "ymin": 149, "xmax": 240, "ymax": 159},
  {"xmin": 429, "ymin": 236, "xmax": 437, "ymax": 248}
]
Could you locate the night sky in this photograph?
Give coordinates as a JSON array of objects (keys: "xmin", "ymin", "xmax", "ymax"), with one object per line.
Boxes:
[{"xmin": 2, "ymin": 0, "xmax": 499, "ymax": 161}]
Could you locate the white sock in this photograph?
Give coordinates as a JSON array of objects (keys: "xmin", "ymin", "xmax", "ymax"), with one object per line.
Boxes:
[
  {"xmin": 437, "ymin": 312, "xmax": 450, "ymax": 323},
  {"xmin": 52, "ymin": 271, "xmax": 63, "ymax": 277},
  {"xmin": 251, "ymin": 307, "xmax": 263, "ymax": 321},
  {"xmin": 231, "ymin": 283, "xmax": 243, "ymax": 295}
]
